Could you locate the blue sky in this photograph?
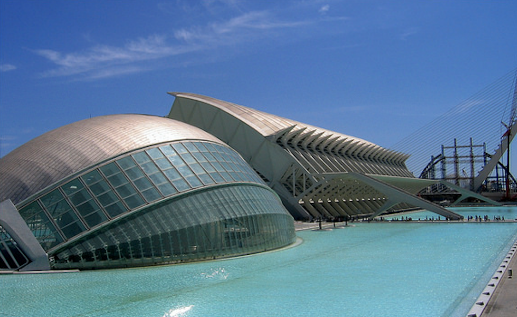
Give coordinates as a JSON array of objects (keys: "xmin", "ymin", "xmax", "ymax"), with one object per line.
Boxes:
[{"xmin": 1, "ymin": 0, "xmax": 516, "ymax": 171}]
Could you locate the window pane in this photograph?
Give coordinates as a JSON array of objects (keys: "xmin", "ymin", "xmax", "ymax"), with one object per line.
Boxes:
[
  {"xmin": 134, "ymin": 177, "xmax": 153, "ymax": 191},
  {"xmin": 83, "ymin": 170, "xmax": 103, "ymax": 185},
  {"xmin": 164, "ymin": 168, "xmax": 181, "ymax": 181},
  {"xmin": 89, "ymin": 180, "xmax": 111, "ymax": 196},
  {"xmin": 212, "ymin": 162, "xmax": 225, "ymax": 172},
  {"xmin": 200, "ymin": 161, "xmax": 216, "ymax": 173},
  {"xmin": 62, "ymin": 179, "xmax": 84, "ymax": 196},
  {"xmin": 61, "ymin": 221, "xmax": 86, "ymax": 240},
  {"xmin": 177, "ymin": 165, "xmax": 194, "ymax": 177},
  {"xmin": 230, "ymin": 171, "xmax": 244, "ymax": 182},
  {"xmin": 19, "ymin": 201, "xmax": 43, "ymax": 220},
  {"xmin": 149, "ymin": 172, "xmax": 167, "ymax": 185},
  {"xmin": 172, "ymin": 179, "xmax": 190, "ymax": 191},
  {"xmin": 159, "ymin": 145, "xmax": 175, "ymax": 156},
  {"xmin": 133, "ymin": 152, "xmax": 150, "ymax": 164},
  {"xmin": 76, "ymin": 200, "xmax": 101, "ymax": 217},
  {"xmin": 212, "ymin": 151, "xmax": 224, "ymax": 162},
  {"xmin": 198, "ymin": 173, "xmax": 215, "ymax": 185},
  {"xmin": 46, "ymin": 200, "xmax": 72, "ymax": 218},
  {"xmin": 192, "ymin": 152, "xmax": 207, "ymax": 163},
  {"xmin": 100, "ymin": 163, "xmax": 120, "ymax": 177},
  {"xmin": 209, "ymin": 172, "xmax": 225, "ymax": 183},
  {"xmin": 219, "ymin": 172, "xmax": 234, "ymax": 182},
  {"xmin": 97, "ymin": 191, "xmax": 119, "ymax": 206},
  {"xmin": 84, "ymin": 212, "xmax": 107, "ymax": 228},
  {"xmin": 140, "ymin": 161, "xmax": 159, "ymax": 174},
  {"xmin": 146, "ymin": 148, "xmax": 164, "ymax": 159},
  {"xmin": 203, "ymin": 152, "xmax": 216, "ymax": 162},
  {"xmin": 108, "ymin": 173, "xmax": 127, "ymax": 187},
  {"xmin": 55, "ymin": 210, "xmax": 79, "ymax": 228},
  {"xmin": 180, "ymin": 153, "xmax": 196, "ymax": 164},
  {"xmin": 117, "ymin": 156, "xmax": 136, "ymax": 170},
  {"xmin": 158, "ymin": 183, "xmax": 177, "ymax": 196},
  {"xmin": 155, "ymin": 157, "xmax": 173, "ymax": 170},
  {"xmin": 193, "ymin": 142, "xmax": 208, "ymax": 152},
  {"xmin": 105, "ymin": 202, "xmax": 126, "ymax": 217},
  {"xmin": 40, "ymin": 189, "xmax": 64, "ymax": 207},
  {"xmin": 69, "ymin": 189, "xmax": 91, "ymax": 206},
  {"xmin": 124, "ymin": 194, "xmax": 146, "ymax": 209},
  {"xmin": 126, "ymin": 166, "xmax": 145, "ymax": 181},
  {"xmin": 172, "ymin": 143, "xmax": 188, "ymax": 154},
  {"xmin": 221, "ymin": 161, "xmax": 234, "ymax": 172},
  {"xmin": 184, "ymin": 142, "xmax": 198, "ymax": 152},
  {"xmin": 167, "ymin": 153, "xmax": 183, "ymax": 166},
  {"xmin": 116, "ymin": 184, "xmax": 137, "ymax": 199},
  {"xmin": 185, "ymin": 175, "xmax": 202, "ymax": 188},
  {"xmin": 204, "ymin": 142, "xmax": 217, "ymax": 152},
  {"xmin": 189, "ymin": 162, "xmax": 205, "ymax": 174},
  {"xmin": 141, "ymin": 188, "xmax": 161, "ymax": 202},
  {"xmin": 25, "ymin": 211, "xmax": 62, "ymax": 250}
]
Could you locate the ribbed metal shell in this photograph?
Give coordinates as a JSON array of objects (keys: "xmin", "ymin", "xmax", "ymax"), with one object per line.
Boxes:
[
  {"xmin": 168, "ymin": 93, "xmax": 296, "ymax": 137},
  {"xmin": 169, "ymin": 92, "xmax": 410, "ymax": 171},
  {"xmin": 0, "ymin": 114, "xmax": 222, "ymax": 206}
]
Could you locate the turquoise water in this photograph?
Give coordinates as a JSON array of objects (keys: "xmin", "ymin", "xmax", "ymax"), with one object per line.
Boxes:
[
  {"xmin": 1, "ymin": 207, "xmax": 517, "ymax": 317},
  {"xmin": 386, "ymin": 206, "xmax": 517, "ymax": 221}
]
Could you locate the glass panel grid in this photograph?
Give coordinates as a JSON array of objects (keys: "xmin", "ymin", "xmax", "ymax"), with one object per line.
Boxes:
[
  {"xmin": 51, "ymin": 184, "xmax": 294, "ymax": 269},
  {"xmin": 25, "ymin": 140, "xmax": 272, "ymax": 258}
]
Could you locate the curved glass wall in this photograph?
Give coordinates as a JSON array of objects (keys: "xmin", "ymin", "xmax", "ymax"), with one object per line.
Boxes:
[
  {"xmin": 15, "ymin": 140, "xmax": 295, "ymax": 269},
  {"xmin": 18, "ymin": 141, "xmax": 273, "ymax": 250},
  {"xmin": 51, "ymin": 185, "xmax": 295, "ymax": 269}
]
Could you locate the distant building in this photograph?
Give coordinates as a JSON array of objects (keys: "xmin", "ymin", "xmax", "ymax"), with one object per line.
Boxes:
[{"xmin": 0, "ymin": 114, "xmax": 295, "ymax": 271}]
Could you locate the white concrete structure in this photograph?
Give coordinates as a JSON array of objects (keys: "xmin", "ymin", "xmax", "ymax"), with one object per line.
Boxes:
[{"xmin": 168, "ymin": 93, "xmax": 463, "ymax": 220}]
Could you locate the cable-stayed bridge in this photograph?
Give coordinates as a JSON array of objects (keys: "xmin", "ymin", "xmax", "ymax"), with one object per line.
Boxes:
[{"xmin": 390, "ymin": 69, "xmax": 517, "ymax": 203}]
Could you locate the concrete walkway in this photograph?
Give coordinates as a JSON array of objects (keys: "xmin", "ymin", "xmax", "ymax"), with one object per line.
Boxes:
[{"xmin": 480, "ymin": 240, "xmax": 517, "ymax": 317}]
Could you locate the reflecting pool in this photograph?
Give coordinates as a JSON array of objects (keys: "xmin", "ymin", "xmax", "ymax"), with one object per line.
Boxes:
[{"xmin": 1, "ymin": 207, "xmax": 517, "ymax": 317}]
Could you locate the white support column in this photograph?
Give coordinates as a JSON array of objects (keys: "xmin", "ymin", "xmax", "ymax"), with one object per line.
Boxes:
[{"xmin": 0, "ymin": 200, "xmax": 50, "ymax": 271}]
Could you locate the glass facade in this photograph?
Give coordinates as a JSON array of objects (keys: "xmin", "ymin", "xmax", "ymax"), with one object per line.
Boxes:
[
  {"xmin": 0, "ymin": 225, "xmax": 30, "ymax": 270},
  {"xmin": 51, "ymin": 185, "xmax": 295, "ymax": 269},
  {"xmin": 16, "ymin": 140, "xmax": 295, "ymax": 269}
]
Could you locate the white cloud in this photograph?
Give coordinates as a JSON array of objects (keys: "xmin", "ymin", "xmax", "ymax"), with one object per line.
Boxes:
[
  {"xmin": 319, "ymin": 5, "xmax": 330, "ymax": 14},
  {"xmin": 34, "ymin": 10, "xmax": 320, "ymax": 80},
  {"xmin": 399, "ymin": 27, "xmax": 419, "ymax": 40},
  {"xmin": 212, "ymin": 11, "xmax": 308, "ymax": 32},
  {"xmin": 174, "ymin": 11, "xmax": 310, "ymax": 42},
  {"xmin": 0, "ymin": 64, "xmax": 16, "ymax": 72},
  {"xmin": 35, "ymin": 34, "xmax": 191, "ymax": 78}
]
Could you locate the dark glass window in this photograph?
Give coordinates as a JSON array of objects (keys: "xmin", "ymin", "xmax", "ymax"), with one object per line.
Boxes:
[
  {"xmin": 125, "ymin": 166, "xmax": 145, "ymax": 181},
  {"xmin": 100, "ymin": 163, "xmax": 120, "ymax": 177},
  {"xmin": 40, "ymin": 189, "xmax": 64, "ymax": 207},
  {"xmin": 62, "ymin": 179, "xmax": 84, "ymax": 196},
  {"xmin": 83, "ymin": 170, "xmax": 103, "ymax": 185},
  {"xmin": 89, "ymin": 180, "xmax": 111, "ymax": 196}
]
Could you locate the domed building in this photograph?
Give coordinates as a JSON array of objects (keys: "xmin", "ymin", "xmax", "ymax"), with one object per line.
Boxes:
[{"xmin": 0, "ymin": 114, "xmax": 296, "ymax": 271}]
